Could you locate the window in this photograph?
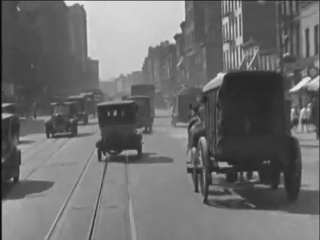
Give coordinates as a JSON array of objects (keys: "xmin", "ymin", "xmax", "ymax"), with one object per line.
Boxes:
[
  {"xmin": 235, "ymin": 48, "xmax": 238, "ymax": 68},
  {"xmin": 305, "ymin": 28, "xmax": 310, "ymax": 57},
  {"xmin": 239, "ymin": 14, "xmax": 242, "ymax": 37},
  {"xmin": 296, "ymin": 24, "xmax": 300, "ymax": 56},
  {"xmin": 235, "ymin": 17, "xmax": 238, "ymax": 38},
  {"xmin": 314, "ymin": 24, "xmax": 319, "ymax": 55}
]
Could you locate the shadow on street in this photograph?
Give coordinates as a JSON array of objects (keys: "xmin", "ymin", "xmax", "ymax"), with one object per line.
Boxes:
[
  {"xmin": 205, "ymin": 178, "xmax": 319, "ymax": 216},
  {"xmin": 20, "ymin": 118, "xmax": 46, "ymax": 137},
  {"xmin": 129, "ymin": 152, "xmax": 174, "ymax": 164},
  {"xmin": 2, "ymin": 180, "xmax": 54, "ymax": 200}
]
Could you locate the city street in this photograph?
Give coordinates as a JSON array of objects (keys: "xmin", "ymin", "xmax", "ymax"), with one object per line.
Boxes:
[{"xmin": 2, "ymin": 112, "xmax": 319, "ymax": 240}]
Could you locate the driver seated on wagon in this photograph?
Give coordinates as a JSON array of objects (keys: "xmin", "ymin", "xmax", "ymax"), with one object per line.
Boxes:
[{"xmin": 187, "ymin": 100, "xmax": 206, "ymax": 160}]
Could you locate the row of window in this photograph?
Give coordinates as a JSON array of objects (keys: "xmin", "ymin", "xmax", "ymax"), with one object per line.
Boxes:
[
  {"xmin": 305, "ymin": 24, "xmax": 319, "ymax": 57},
  {"xmin": 222, "ymin": 14, "xmax": 243, "ymax": 42},
  {"xmin": 279, "ymin": 1, "xmax": 299, "ymax": 16},
  {"xmin": 223, "ymin": 47, "xmax": 278, "ymax": 72},
  {"xmin": 221, "ymin": 0, "xmax": 241, "ymax": 16},
  {"xmin": 223, "ymin": 46, "xmax": 243, "ymax": 70}
]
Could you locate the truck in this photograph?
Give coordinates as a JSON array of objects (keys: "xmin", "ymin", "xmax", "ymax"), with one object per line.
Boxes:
[{"xmin": 131, "ymin": 84, "xmax": 155, "ymax": 132}]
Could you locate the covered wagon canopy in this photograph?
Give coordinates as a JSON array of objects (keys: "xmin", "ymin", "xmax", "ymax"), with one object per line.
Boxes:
[
  {"xmin": 289, "ymin": 76, "xmax": 312, "ymax": 93},
  {"xmin": 304, "ymin": 75, "xmax": 319, "ymax": 92}
]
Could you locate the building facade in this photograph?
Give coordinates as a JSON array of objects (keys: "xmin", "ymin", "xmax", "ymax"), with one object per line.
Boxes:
[
  {"xmin": 222, "ymin": 1, "xmax": 277, "ymax": 71},
  {"xmin": 298, "ymin": 1, "xmax": 319, "ymax": 77},
  {"xmin": 160, "ymin": 44, "xmax": 178, "ymax": 97}
]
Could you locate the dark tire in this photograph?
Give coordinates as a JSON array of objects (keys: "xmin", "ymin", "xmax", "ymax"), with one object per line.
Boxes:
[
  {"xmin": 97, "ymin": 149, "xmax": 102, "ymax": 161},
  {"xmin": 46, "ymin": 127, "xmax": 51, "ymax": 138},
  {"xmin": 270, "ymin": 170, "xmax": 281, "ymax": 190},
  {"xmin": 284, "ymin": 139, "xmax": 302, "ymax": 201},
  {"xmin": 198, "ymin": 137, "xmax": 210, "ymax": 203},
  {"xmin": 137, "ymin": 145, "xmax": 142, "ymax": 157},
  {"xmin": 13, "ymin": 167, "xmax": 20, "ymax": 183},
  {"xmin": 107, "ymin": 150, "xmax": 122, "ymax": 156},
  {"xmin": 191, "ymin": 147, "xmax": 199, "ymax": 193}
]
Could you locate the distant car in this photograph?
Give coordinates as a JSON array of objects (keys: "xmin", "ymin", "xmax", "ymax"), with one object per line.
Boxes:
[
  {"xmin": 127, "ymin": 95, "xmax": 153, "ymax": 133},
  {"xmin": 2, "ymin": 103, "xmax": 20, "ymax": 143},
  {"xmin": 96, "ymin": 100, "xmax": 143, "ymax": 161},
  {"xmin": 171, "ymin": 87, "xmax": 202, "ymax": 127},
  {"xmin": 2, "ymin": 113, "xmax": 21, "ymax": 183},
  {"xmin": 44, "ymin": 102, "xmax": 78, "ymax": 138},
  {"xmin": 66, "ymin": 95, "xmax": 89, "ymax": 125}
]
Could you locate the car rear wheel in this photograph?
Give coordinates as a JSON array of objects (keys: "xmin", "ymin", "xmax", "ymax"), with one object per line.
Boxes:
[
  {"xmin": 137, "ymin": 145, "xmax": 142, "ymax": 157},
  {"xmin": 97, "ymin": 149, "xmax": 102, "ymax": 161},
  {"xmin": 46, "ymin": 127, "xmax": 51, "ymax": 138},
  {"xmin": 13, "ymin": 167, "xmax": 20, "ymax": 183}
]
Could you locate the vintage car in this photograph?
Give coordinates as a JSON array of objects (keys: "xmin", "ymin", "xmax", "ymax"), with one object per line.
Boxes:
[
  {"xmin": 44, "ymin": 102, "xmax": 78, "ymax": 138},
  {"xmin": 187, "ymin": 71, "xmax": 302, "ymax": 203},
  {"xmin": 80, "ymin": 92, "xmax": 96, "ymax": 118},
  {"xmin": 95, "ymin": 100, "xmax": 143, "ymax": 161},
  {"xmin": 171, "ymin": 87, "xmax": 202, "ymax": 127},
  {"xmin": 2, "ymin": 113, "xmax": 21, "ymax": 183},
  {"xmin": 66, "ymin": 95, "xmax": 89, "ymax": 125},
  {"xmin": 127, "ymin": 95, "xmax": 153, "ymax": 133},
  {"xmin": 2, "ymin": 103, "xmax": 20, "ymax": 143}
]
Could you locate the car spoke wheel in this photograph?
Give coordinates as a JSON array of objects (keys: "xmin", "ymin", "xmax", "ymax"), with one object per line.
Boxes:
[{"xmin": 191, "ymin": 147, "xmax": 199, "ymax": 193}]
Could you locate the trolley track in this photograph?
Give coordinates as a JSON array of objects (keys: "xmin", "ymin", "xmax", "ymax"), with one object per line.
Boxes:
[{"xmin": 43, "ymin": 147, "xmax": 108, "ymax": 240}]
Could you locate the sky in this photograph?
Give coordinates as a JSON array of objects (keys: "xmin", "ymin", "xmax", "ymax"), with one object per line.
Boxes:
[{"xmin": 65, "ymin": 1, "xmax": 185, "ymax": 81}]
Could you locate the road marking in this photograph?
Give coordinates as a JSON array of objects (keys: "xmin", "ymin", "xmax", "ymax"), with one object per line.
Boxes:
[{"xmin": 126, "ymin": 152, "xmax": 138, "ymax": 240}]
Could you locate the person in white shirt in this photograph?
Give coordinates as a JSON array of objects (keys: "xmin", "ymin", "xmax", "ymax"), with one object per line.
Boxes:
[
  {"xmin": 299, "ymin": 106, "xmax": 308, "ymax": 132},
  {"xmin": 306, "ymin": 103, "xmax": 312, "ymax": 132}
]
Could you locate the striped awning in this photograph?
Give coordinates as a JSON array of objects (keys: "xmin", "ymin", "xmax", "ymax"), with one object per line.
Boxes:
[
  {"xmin": 289, "ymin": 76, "xmax": 312, "ymax": 93},
  {"xmin": 304, "ymin": 75, "xmax": 319, "ymax": 92}
]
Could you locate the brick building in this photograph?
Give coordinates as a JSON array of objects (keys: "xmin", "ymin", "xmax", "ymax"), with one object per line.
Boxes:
[
  {"xmin": 182, "ymin": 1, "xmax": 223, "ymax": 87},
  {"xmin": 160, "ymin": 44, "xmax": 178, "ymax": 97},
  {"xmin": 222, "ymin": 1, "xmax": 277, "ymax": 71}
]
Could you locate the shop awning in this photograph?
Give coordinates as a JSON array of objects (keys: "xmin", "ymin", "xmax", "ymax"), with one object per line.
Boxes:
[
  {"xmin": 304, "ymin": 75, "xmax": 319, "ymax": 92},
  {"xmin": 289, "ymin": 76, "xmax": 312, "ymax": 93}
]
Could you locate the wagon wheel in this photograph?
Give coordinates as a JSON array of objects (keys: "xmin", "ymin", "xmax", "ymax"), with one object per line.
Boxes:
[
  {"xmin": 197, "ymin": 137, "xmax": 210, "ymax": 203},
  {"xmin": 191, "ymin": 147, "xmax": 199, "ymax": 193},
  {"xmin": 284, "ymin": 139, "xmax": 302, "ymax": 201}
]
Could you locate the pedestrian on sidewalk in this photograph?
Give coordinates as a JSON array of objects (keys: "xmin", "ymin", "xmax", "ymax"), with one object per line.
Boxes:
[
  {"xmin": 299, "ymin": 105, "xmax": 308, "ymax": 133},
  {"xmin": 32, "ymin": 102, "xmax": 37, "ymax": 119}
]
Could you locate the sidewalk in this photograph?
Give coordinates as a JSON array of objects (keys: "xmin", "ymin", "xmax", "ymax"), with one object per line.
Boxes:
[{"xmin": 293, "ymin": 132, "xmax": 319, "ymax": 148}]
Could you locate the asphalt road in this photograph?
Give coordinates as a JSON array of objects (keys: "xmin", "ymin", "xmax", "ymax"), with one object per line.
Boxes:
[{"xmin": 2, "ymin": 113, "xmax": 319, "ymax": 240}]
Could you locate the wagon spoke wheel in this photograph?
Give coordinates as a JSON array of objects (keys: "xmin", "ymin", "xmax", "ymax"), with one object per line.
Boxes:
[
  {"xmin": 198, "ymin": 137, "xmax": 209, "ymax": 203},
  {"xmin": 191, "ymin": 147, "xmax": 199, "ymax": 193},
  {"xmin": 284, "ymin": 139, "xmax": 302, "ymax": 202}
]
